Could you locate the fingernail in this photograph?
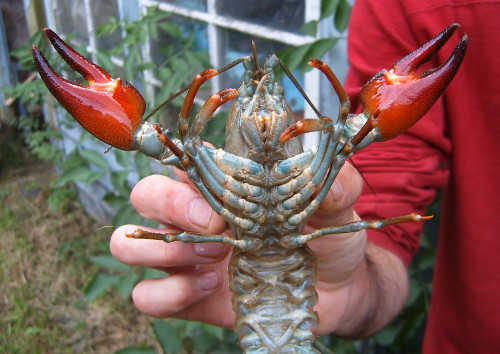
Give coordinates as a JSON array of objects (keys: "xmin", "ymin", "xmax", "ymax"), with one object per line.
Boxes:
[
  {"xmin": 188, "ymin": 197, "xmax": 213, "ymax": 228},
  {"xmin": 194, "ymin": 243, "xmax": 223, "ymax": 258},
  {"xmin": 197, "ymin": 270, "xmax": 219, "ymax": 290},
  {"xmin": 332, "ymin": 180, "xmax": 344, "ymax": 201}
]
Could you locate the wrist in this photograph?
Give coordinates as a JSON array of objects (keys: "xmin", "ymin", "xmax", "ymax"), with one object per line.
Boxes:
[{"xmin": 330, "ymin": 242, "xmax": 409, "ymax": 338}]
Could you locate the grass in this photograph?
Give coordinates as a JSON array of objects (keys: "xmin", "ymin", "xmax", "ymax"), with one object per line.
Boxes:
[{"xmin": 0, "ymin": 141, "xmax": 158, "ymax": 353}]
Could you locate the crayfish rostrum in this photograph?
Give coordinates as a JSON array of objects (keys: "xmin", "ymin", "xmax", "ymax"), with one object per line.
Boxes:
[{"xmin": 32, "ymin": 24, "xmax": 467, "ymax": 353}]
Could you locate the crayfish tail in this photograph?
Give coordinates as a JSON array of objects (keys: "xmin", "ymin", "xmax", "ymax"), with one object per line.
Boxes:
[{"xmin": 229, "ymin": 247, "xmax": 320, "ymax": 353}]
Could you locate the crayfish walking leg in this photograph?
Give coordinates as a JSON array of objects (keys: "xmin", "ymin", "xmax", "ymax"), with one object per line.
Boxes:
[{"xmin": 33, "ymin": 24, "xmax": 467, "ymax": 353}]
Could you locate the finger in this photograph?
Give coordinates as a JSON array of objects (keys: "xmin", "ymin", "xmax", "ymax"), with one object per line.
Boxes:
[
  {"xmin": 308, "ymin": 162, "xmax": 364, "ymax": 229},
  {"xmin": 110, "ymin": 225, "xmax": 230, "ymax": 268},
  {"xmin": 130, "ymin": 174, "xmax": 226, "ymax": 234},
  {"xmin": 132, "ymin": 267, "xmax": 235, "ymax": 328},
  {"xmin": 174, "ymin": 140, "xmax": 215, "ymax": 188}
]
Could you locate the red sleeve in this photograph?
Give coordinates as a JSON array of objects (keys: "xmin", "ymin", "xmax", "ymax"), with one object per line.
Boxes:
[{"xmin": 345, "ymin": 0, "xmax": 451, "ymax": 265}]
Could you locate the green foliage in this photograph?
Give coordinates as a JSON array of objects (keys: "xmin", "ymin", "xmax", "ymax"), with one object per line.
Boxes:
[
  {"xmin": 3, "ymin": 31, "xmax": 63, "ymax": 162},
  {"xmin": 277, "ymin": 0, "xmax": 351, "ymax": 72},
  {"xmin": 150, "ymin": 319, "xmax": 239, "ymax": 353},
  {"xmin": 96, "ymin": 7, "xmax": 210, "ymax": 112},
  {"xmin": 321, "ymin": 0, "xmax": 352, "ymax": 33},
  {"xmin": 279, "ymin": 37, "xmax": 340, "ymax": 72}
]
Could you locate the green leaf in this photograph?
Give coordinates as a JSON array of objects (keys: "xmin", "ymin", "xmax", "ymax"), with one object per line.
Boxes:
[
  {"xmin": 419, "ymin": 233, "xmax": 435, "ymax": 249},
  {"xmin": 110, "ymin": 170, "xmax": 131, "ymax": 195},
  {"xmin": 302, "ymin": 20, "xmax": 318, "ymax": 37},
  {"xmin": 78, "ymin": 130, "xmax": 93, "ymax": 144},
  {"xmin": 89, "ymin": 254, "xmax": 131, "ymax": 271},
  {"xmin": 153, "ymin": 320, "xmax": 182, "ymax": 353},
  {"xmin": 158, "ymin": 67, "xmax": 173, "ymax": 82},
  {"xmin": 170, "ymin": 57, "xmax": 188, "ymax": 74},
  {"xmin": 278, "ymin": 43, "xmax": 312, "ymax": 72},
  {"xmin": 117, "ymin": 271, "xmax": 140, "ymax": 298},
  {"xmin": 192, "ymin": 330, "xmax": 216, "ymax": 352},
  {"xmin": 201, "ymin": 323, "xmax": 224, "ymax": 341},
  {"xmin": 184, "ymin": 51, "xmax": 205, "ymax": 68},
  {"xmin": 407, "ymin": 279, "xmax": 423, "ymax": 306},
  {"xmin": 114, "ymin": 149, "xmax": 131, "ymax": 168},
  {"xmin": 84, "ymin": 273, "xmax": 121, "ymax": 300},
  {"xmin": 418, "ymin": 251, "xmax": 437, "ymax": 271},
  {"xmin": 158, "ymin": 22, "xmax": 182, "ymax": 38},
  {"xmin": 321, "ymin": 0, "xmax": 339, "ymax": 18},
  {"xmin": 279, "ymin": 37, "xmax": 339, "ymax": 73},
  {"xmin": 112, "ymin": 203, "xmax": 144, "ymax": 226},
  {"xmin": 85, "ymin": 170, "xmax": 107, "ymax": 184},
  {"xmin": 184, "ymin": 320, "xmax": 202, "ymax": 336},
  {"xmin": 79, "ymin": 149, "xmax": 109, "ymax": 171},
  {"xmin": 136, "ymin": 62, "xmax": 157, "ymax": 71},
  {"xmin": 303, "ymin": 37, "xmax": 339, "ymax": 69},
  {"xmin": 334, "ymin": 0, "xmax": 352, "ymax": 33},
  {"xmin": 124, "ymin": 51, "xmax": 137, "ymax": 79},
  {"xmin": 55, "ymin": 165, "xmax": 96, "ymax": 186},
  {"xmin": 375, "ymin": 324, "xmax": 401, "ymax": 346},
  {"xmin": 134, "ymin": 153, "xmax": 153, "ymax": 179},
  {"xmin": 95, "ymin": 50, "xmax": 114, "ymax": 73},
  {"xmin": 148, "ymin": 22, "xmax": 158, "ymax": 40},
  {"xmin": 103, "ymin": 193, "xmax": 128, "ymax": 209},
  {"xmin": 142, "ymin": 267, "xmax": 166, "ymax": 280},
  {"xmin": 147, "ymin": 9, "xmax": 171, "ymax": 23}
]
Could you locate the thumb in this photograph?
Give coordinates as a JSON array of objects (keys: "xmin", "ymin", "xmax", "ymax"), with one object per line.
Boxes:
[{"xmin": 307, "ymin": 161, "xmax": 364, "ymax": 230}]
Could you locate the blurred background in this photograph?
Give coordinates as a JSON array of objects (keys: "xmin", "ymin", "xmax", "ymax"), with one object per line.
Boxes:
[{"xmin": 0, "ymin": 0, "xmax": 436, "ymax": 353}]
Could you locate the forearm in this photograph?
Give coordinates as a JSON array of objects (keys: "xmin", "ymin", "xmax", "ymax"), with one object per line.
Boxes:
[{"xmin": 333, "ymin": 241, "xmax": 409, "ymax": 339}]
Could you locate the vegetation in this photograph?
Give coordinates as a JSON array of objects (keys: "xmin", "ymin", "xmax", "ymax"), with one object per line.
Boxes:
[{"xmin": 0, "ymin": 148, "xmax": 156, "ymax": 352}]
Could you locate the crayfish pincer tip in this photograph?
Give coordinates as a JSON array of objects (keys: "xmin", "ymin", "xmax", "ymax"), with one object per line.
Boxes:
[{"xmin": 392, "ymin": 23, "xmax": 463, "ymax": 76}]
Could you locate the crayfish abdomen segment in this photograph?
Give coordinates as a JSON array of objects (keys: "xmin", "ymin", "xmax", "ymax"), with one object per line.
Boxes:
[{"xmin": 230, "ymin": 246, "xmax": 319, "ymax": 353}]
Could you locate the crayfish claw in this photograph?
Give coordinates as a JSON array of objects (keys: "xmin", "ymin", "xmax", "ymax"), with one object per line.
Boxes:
[
  {"xmin": 32, "ymin": 29, "xmax": 146, "ymax": 150},
  {"xmin": 359, "ymin": 24, "xmax": 468, "ymax": 141}
]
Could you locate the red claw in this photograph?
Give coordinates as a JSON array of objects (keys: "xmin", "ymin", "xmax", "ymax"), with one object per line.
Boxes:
[
  {"xmin": 360, "ymin": 23, "xmax": 468, "ymax": 140},
  {"xmin": 32, "ymin": 28, "xmax": 145, "ymax": 150}
]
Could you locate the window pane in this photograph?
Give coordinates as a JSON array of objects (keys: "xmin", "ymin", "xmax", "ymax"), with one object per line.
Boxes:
[
  {"xmin": 148, "ymin": 14, "xmax": 210, "ymax": 129},
  {"xmin": 218, "ymin": 29, "xmax": 305, "ymax": 115},
  {"xmin": 216, "ymin": 0, "xmax": 305, "ymax": 34},
  {"xmin": 90, "ymin": 0, "xmax": 121, "ymax": 49},
  {"xmin": 158, "ymin": 0, "xmax": 208, "ymax": 12},
  {"xmin": 150, "ymin": 14, "xmax": 209, "ymax": 66},
  {"xmin": 53, "ymin": 0, "xmax": 89, "ymax": 42}
]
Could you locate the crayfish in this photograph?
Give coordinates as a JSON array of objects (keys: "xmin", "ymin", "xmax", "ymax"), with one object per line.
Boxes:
[{"xmin": 32, "ymin": 24, "xmax": 467, "ymax": 353}]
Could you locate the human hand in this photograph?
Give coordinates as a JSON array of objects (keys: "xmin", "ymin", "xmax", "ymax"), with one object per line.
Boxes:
[{"xmin": 110, "ymin": 162, "xmax": 407, "ymax": 336}]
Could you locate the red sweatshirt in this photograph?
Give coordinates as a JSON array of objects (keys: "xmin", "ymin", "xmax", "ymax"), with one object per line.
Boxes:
[{"xmin": 345, "ymin": 0, "xmax": 500, "ymax": 351}]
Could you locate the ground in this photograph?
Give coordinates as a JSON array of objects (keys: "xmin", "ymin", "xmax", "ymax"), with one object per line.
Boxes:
[{"xmin": 0, "ymin": 143, "xmax": 158, "ymax": 353}]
